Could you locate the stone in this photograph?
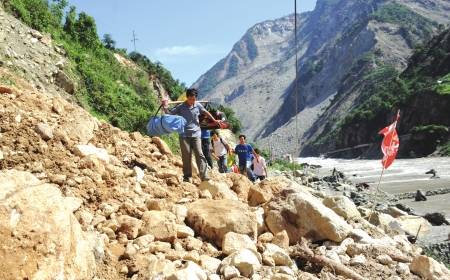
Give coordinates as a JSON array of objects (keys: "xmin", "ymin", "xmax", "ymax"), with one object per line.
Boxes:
[
  {"xmin": 176, "ymin": 224, "xmax": 195, "ymax": 238},
  {"xmin": 231, "ymin": 249, "xmax": 261, "ymax": 277},
  {"xmin": 424, "ymin": 212, "xmax": 450, "ymax": 226},
  {"xmin": 222, "ymin": 232, "xmax": 257, "ymax": 255},
  {"xmin": 152, "ymin": 136, "xmax": 172, "ymax": 155},
  {"xmin": 322, "ymin": 195, "xmax": 361, "ymax": 220},
  {"xmin": 264, "ymin": 188, "xmax": 352, "ymax": 243},
  {"xmin": 227, "ymin": 173, "xmax": 252, "ymax": 201},
  {"xmin": 35, "ymin": 122, "xmax": 53, "ymax": 140},
  {"xmin": 186, "ymin": 199, "xmax": 258, "ymax": 247},
  {"xmin": 258, "ymin": 232, "xmax": 274, "ymax": 243},
  {"xmin": 248, "ymin": 185, "xmax": 273, "ymax": 206},
  {"xmin": 49, "ymin": 174, "xmax": 67, "ymax": 185},
  {"xmin": 395, "ymin": 215, "xmax": 431, "ymax": 237},
  {"xmin": 134, "ymin": 234, "xmax": 155, "ymax": 249},
  {"xmin": 148, "ymin": 241, "xmax": 172, "ymax": 253},
  {"xmin": 200, "ymin": 255, "xmax": 221, "ymax": 273},
  {"xmin": 385, "ymin": 206, "xmax": 408, "ymax": 218},
  {"xmin": 185, "ymin": 236, "xmax": 203, "ymax": 251},
  {"xmin": 74, "ymin": 144, "xmax": 110, "ymax": 163},
  {"xmin": 0, "ymin": 171, "xmax": 96, "ymax": 280},
  {"xmin": 396, "ymin": 263, "xmax": 410, "ymax": 275},
  {"xmin": 410, "ymin": 255, "xmax": 450, "ymax": 280},
  {"xmin": 0, "ymin": 86, "xmax": 13, "ymax": 94},
  {"xmin": 272, "ymin": 230, "xmax": 289, "ymax": 249},
  {"xmin": 133, "ymin": 166, "xmax": 145, "ymax": 183},
  {"xmin": 77, "ymin": 210, "xmax": 94, "ymax": 226},
  {"xmin": 198, "ymin": 180, "xmax": 238, "ymax": 200},
  {"xmin": 91, "ymin": 215, "xmax": 106, "ymax": 226},
  {"xmin": 54, "ymin": 70, "xmax": 75, "ymax": 94},
  {"xmin": 117, "ymin": 215, "xmax": 142, "ymax": 239},
  {"xmin": 184, "ymin": 250, "xmax": 201, "ymax": 263},
  {"xmin": 208, "ymin": 274, "xmax": 221, "ymax": 280},
  {"xmin": 140, "ymin": 210, "xmax": 177, "ymax": 242},
  {"xmin": 415, "ymin": 190, "xmax": 427, "ymax": 201},
  {"xmin": 167, "ymin": 261, "xmax": 207, "ymax": 280},
  {"xmin": 223, "ymin": 266, "xmax": 240, "ymax": 280},
  {"xmin": 146, "ymin": 198, "xmax": 168, "ymax": 210},
  {"xmin": 144, "ymin": 256, "xmax": 176, "ymax": 278},
  {"xmin": 350, "ymin": 254, "xmax": 366, "ymax": 266},
  {"xmin": 271, "ymin": 274, "xmax": 295, "ymax": 280},
  {"xmin": 262, "ymin": 243, "xmax": 295, "ymax": 268},
  {"xmin": 64, "ymin": 196, "xmax": 83, "ymax": 212},
  {"xmin": 0, "ymin": 150, "xmax": 3, "ymax": 160},
  {"xmin": 123, "ymin": 242, "xmax": 138, "ymax": 259},
  {"xmin": 376, "ymin": 254, "xmax": 394, "ymax": 265}
]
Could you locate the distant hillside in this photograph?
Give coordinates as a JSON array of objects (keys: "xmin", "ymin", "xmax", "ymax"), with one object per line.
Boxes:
[
  {"xmin": 194, "ymin": 0, "xmax": 450, "ymax": 156},
  {"xmin": 302, "ymin": 27, "xmax": 450, "ymax": 158}
]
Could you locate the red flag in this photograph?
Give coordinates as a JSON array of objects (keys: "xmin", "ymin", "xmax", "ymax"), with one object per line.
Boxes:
[{"xmin": 379, "ymin": 111, "xmax": 400, "ymax": 169}]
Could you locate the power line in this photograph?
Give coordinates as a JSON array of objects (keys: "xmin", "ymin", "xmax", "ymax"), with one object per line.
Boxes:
[{"xmin": 294, "ymin": 0, "xmax": 300, "ymax": 150}]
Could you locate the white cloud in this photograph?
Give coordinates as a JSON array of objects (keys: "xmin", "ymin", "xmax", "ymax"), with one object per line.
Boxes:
[{"xmin": 154, "ymin": 44, "xmax": 226, "ymax": 57}]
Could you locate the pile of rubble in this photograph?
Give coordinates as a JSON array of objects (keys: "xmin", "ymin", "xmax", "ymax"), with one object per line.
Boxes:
[{"xmin": 1, "ymin": 70, "xmax": 450, "ymax": 280}]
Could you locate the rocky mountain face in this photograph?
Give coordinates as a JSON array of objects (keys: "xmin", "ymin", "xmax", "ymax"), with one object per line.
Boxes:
[
  {"xmin": 302, "ymin": 27, "xmax": 450, "ymax": 158},
  {"xmin": 1, "ymin": 2, "xmax": 450, "ymax": 279},
  {"xmin": 194, "ymin": 0, "xmax": 450, "ymax": 156}
]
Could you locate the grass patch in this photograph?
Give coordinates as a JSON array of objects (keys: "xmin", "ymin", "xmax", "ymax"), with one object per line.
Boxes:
[{"xmin": 269, "ymin": 158, "xmax": 303, "ymax": 172}]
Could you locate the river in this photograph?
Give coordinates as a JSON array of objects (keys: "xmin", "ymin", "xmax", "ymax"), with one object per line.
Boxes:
[{"xmin": 296, "ymin": 157, "xmax": 450, "ymax": 218}]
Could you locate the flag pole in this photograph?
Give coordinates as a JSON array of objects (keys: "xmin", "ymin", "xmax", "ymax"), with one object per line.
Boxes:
[{"xmin": 368, "ymin": 109, "xmax": 400, "ymax": 222}]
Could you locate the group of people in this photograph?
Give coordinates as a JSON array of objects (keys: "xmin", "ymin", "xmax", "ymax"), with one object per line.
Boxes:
[{"xmin": 162, "ymin": 88, "xmax": 267, "ymax": 183}]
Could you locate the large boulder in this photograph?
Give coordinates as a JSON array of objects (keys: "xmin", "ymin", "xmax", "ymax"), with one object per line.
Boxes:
[
  {"xmin": 410, "ymin": 255, "xmax": 450, "ymax": 280},
  {"xmin": 186, "ymin": 200, "xmax": 258, "ymax": 247},
  {"xmin": 264, "ymin": 188, "xmax": 352, "ymax": 243},
  {"xmin": 322, "ymin": 195, "xmax": 361, "ymax": 220},
  {"xmin": 167, "ymin": 261, "xmax": 207, "ymax": 280},
  {"xmin": 0, "ymin": 171, "xmax": 96, "ymax": 280}
]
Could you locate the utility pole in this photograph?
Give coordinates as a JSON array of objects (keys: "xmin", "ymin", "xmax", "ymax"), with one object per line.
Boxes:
[{"xmin": 131, "ymin": 30, "xmax": 138, "ymax": 52}]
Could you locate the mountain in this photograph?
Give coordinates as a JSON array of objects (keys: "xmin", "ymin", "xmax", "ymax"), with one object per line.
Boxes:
[
  {"xmin": 302, "ymin": 27, "xmax": 450, "ymax": 158},
  {"xmin": 194, "ymin": 0, "xmax": 450, "ymax": 156}
]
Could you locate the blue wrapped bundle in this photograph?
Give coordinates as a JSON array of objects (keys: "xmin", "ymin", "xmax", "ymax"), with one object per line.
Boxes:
[{"xmin": 147, "ymin": 115, "xmax": 187, "ymax": 136}]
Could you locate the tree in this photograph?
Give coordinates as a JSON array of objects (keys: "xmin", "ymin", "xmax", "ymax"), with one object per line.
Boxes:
[
  {"xmin": 74, "ymin": 12, "xmax": 99, "ymax": 48},
  {"xmin": 102, "ymin": 33, "xmax": 116, "ymax": 50},
  {"xmin": 63, "ymin": 5, "xmax": 77, "ymax": 37}
]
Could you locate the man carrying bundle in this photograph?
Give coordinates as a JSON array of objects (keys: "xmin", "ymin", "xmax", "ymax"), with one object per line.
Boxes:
[{"xmin": 163, "ymin": 88, "xmax": 220, "ymax": 182}]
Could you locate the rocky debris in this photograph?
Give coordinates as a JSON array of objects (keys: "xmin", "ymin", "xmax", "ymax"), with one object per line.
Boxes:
[
  {"xmin": 424, "ymin": 212, "xmax": 450, "ymax": 226},
  {"xmin": 415, "ymin": 190, "xmax": 427, "ymax": 201},
  {"xmin": 265, "ymin": 188, "xmax": 352, "ymax": 243},
  {"xmin": 0, "ymin": 171, "xmax": 96, "ymax": 280},
  {"xmin": 167, "ymin": 261, "xmax": 207, "ymax": 280},
  {"xmin": 0, "ymin": 86, "xmax": 13, "ymax": 94},
  {"xmin": 186, "ymin": 199, "xmax": 258, "ymax": 246},
  {"xmin": 410, "ymin": 255, "xmax": 450, "ymax": 280}
]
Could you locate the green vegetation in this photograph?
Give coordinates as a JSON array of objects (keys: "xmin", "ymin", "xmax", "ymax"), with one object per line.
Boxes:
[
  {"xmin": 423, "ymin": 247, "xmax": 450, "ymax": 270},
  {"xmin": 436, "ymin": 73, "xmax": 450, "ymax": 95},
  {"xmin": 439, "ymin": 140, "xmax": 450, "ymax": 156},
  {"xmin": 372, "ymin": 2, "xmax": 437, "ymax": 44},
  {"xmin": 218, "ymin": 105, "xmax": 242, "ymax": 134},
  {"xmin": 269, "ymin": 159, "xmax": 303, "ymax": 172}
]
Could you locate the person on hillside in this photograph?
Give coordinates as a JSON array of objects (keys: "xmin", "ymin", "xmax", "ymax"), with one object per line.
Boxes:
[
  {"xmin": 201, "ymin": 128, "xmax": 214, "ymax": 169},
  {"xmin": 163, "ymin": 88, "xmax": 219, "ymax": 182},
  {"xmin": 252, "ymin": 148, "xmax": 268, "ymax": 181},
  {"xmin": 211, "ymin": 130, "xmax": 230, "ymax": 173},
  {"xmin": 233, "ymin": 134, "xmax": 257, "ymax": 182}
]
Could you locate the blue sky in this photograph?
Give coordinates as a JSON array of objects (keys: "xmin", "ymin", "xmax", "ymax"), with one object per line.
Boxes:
[{"xmin": 69, "ymin": 0, "xmax": 317, "ymax": 85}]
